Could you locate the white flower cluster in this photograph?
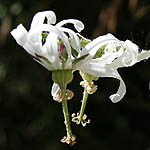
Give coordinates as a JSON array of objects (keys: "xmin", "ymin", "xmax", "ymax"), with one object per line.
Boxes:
[
  {"xmin": 10, "ymin": 10, "xmax": 150, "ymax": 146},
  {"xmin": 11, "ymin": 10, "xmax": 150, "ymax": 103}
]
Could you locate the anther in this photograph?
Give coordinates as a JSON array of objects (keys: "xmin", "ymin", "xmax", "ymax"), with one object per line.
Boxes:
[
  {"xmin": 71, "ymin": 112, "xmax": 91, "ymax": 127},
  {"xmin": 66, "ymin": 89, "xmax": 74, "ymax": 100},
  {"xmin": 53, "ymin": 89, "xmax": 74, "ymax": 103},
  {"xmin": 80, "ymin": 80, "xmax": 97, "ymax": 94},
  {"xmin": 61, "ymin": 135, "xmax": 76, "ymax": 146}
]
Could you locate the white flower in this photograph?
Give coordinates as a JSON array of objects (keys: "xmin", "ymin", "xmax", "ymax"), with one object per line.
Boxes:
[
  {"xmin": 10, "ymin": 10, "xmax": 84, "ymax": 71},
  {"xmin": 11, "ymin": 10, "xmax": 150, "ymax": 103},
  {"xmin": 75, "ymin": 34, "xmax": 150, "ymax": 103}
]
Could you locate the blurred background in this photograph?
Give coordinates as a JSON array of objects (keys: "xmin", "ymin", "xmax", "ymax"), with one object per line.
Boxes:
[{"xmin": 0, "ymin": 0, "xmax": 150, "ymax": 149}]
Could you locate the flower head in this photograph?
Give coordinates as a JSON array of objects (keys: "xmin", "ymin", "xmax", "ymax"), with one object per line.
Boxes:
[
  {"xmin": 77, "ymin": 34, "xmax": 150, "ymax": 103},
  {"xmin": 11, "ymin": 11, "xmax": 150, "ymax": 103},
  {"xmin": 10, "ymin": 10, "xmax": 84, "ymax": 71},
  {"xmin": 10, "ymin": 10, "xmax": 150, "ymax": 145}
]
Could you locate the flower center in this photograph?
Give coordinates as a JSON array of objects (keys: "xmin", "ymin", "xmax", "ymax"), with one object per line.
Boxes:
[{"xmin": 57, "ymin": 39, "xmax": 68, "ymax": 63}]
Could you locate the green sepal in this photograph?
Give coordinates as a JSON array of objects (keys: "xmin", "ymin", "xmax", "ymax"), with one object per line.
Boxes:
[
  {"xmin": 52, "ymin": 70, "xmax": 73, "ymax": 89},
  {"xmin": 80, "ymin": 71, "xmax": 98, "ymax": 82}
]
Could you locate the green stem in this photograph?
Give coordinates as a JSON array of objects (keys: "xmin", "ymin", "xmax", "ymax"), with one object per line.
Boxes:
[
  {"xmin": 61, "ymin": 89, "xmax": 72, "ymax": 138},
  {"xmin": 79, "ymin": 88, "xmax": 89, "ymax": 121}
]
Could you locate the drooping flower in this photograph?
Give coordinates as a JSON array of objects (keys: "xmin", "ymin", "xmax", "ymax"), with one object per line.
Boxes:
[
  {"xmin": 10, "ymin": 11, "xmax": 84, "ymax": 71},
  {"xmin": 11, "ymin": 11, "xmax": 121, "ymax": 99},
  {"xmin": 70, "ymin": 34, "xmax": 150, "ymax": 127},
  {"xmin": 10, "ymin": 10, "xmax": 150, "ymax": 144},
  {"xmin": 75, "ymin": 34, "xmax": 150, "ymax": 103},
  {"xmin": 11, "ymin": 10, "xmax": 89, "ymax": 145},
  {"xmin": 11, "ymin": 10, "xmax": 150, "ymax": 103}
]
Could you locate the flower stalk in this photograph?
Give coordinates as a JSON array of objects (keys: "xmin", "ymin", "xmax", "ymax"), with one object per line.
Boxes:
[
  {"xmin": 61, "ymin": 88, "xmax": 76, "ymax": 146},
  {"xmin": 72, "ymin": 82, "xmax": 91, "ymax": 127},
  {"xmin": 78, "ymin": 88, "xmax": 88, "ymax": 121}
]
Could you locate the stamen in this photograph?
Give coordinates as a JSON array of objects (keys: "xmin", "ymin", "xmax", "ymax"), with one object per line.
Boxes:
[
  {"xmin": 53, "ymin": 89, "xmax": 74, "ymax": 102},
  {"xmin": 66, "ymin": 89, "xmax": 74, "ymax": 100},
  {"xmin": 61, "ymin": 135, "xmax": 76, "ymax": 146},
  {"xmin": 80, "ymin": 80, "xmax": 97, "ymax": 94},
  {"xmin": 72, "ymin": 112, "xmax": 91, "ymax": 127},
  {"xmin": 53, "ymin": 89, "xmax": 63, "ymax": 103}
]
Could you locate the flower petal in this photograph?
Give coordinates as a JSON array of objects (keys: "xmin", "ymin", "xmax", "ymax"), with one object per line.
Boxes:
[
  {"xmin": 30, "ymin": 11, "xmax": 56, "ymax": 29},
  {"xmin": 85, "ymin": 33, "xmax": 120, "ymax": 57},
  {"xmin": 59, "ymin": 27, "xmax": 81, "ymax": 53},
  {"xmin": 27, "ymin": 29, "xmax": 43, "ymax": 55},
  {"xmin": 110, "ymin": 40, "xmax": 139, "ymax": 69},
  {"xmin": 137, "ymin": 50, "xmax": 150, "ymax": 62},
  {"xmin": 10, "ymin": 24, "xmax": 28, "ymax": 46},
  {"xmin": 33, "ymin": 57, "xmax": 54, "ymax": 71},
  {"xmin": 123, "ymin": 40, "xmax": 138, "ymax": 66},
  {"xmin": 56, "ymin": 19, "xmax": 84, "ymax": 32},
  {"xmin": 78, "ymin": 60, "xmax": 126, "ymax": 103},
  {"xmin": 43, "ymin": 26, "xmax": 72, "ymax": 69},
  {"xmin": 45, "ymin": 32, "xmax": 62, "ymax": 69},
  {"xmin": 96, "ymin": 42, "xmax": 124, "ymax": 64},
  {"xmin": 108, "ymin": 70, "xmax": 126, "ymax": 103}
]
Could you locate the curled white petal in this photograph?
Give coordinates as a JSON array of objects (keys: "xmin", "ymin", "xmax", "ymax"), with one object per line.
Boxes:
[
  {"xmin": 56, "ymin": 19, "xmax": 84, "ymax": 32},
  {"xmin": 45, "ymin": 32, "xmax": 62, "ymax": 69},
  {"xmin": 42, "ymin": 25, "xmax": 72, "ymax": 69},
  {"xmin": 85, "ymin": 33, "xmax": 120, "ymax": 57},
  {"xmin": 60, "ymin": 27, "xmax": 81, "ymax": 53},
  {"xmin": 123, "ymin": 40, "xmax": 138, "ymax": 66},
  {"xmin": 78, "ymin": 59, "xmax": 126, "ymax": 103},
  {"xmin": 137, "ymin": 50, "xmax": 150, "ymax": 62},
  {"xmin": 30, "ymin": 11, "xmax": 56, "ymax": 29},
  {"xmin": 110, "ymin": 40, "xmax": 139, "ymax": 69},
  {"xmin": 108, "ymin": 70, "xmax": 126, "ymax": 103},
  {"xmin": 98, "ymin": 43, "xmax": 124, "ymax": 64},
  {"xmin": 10, "ymin": 24, "xmax": 28, "ymax": 46},
  {"xmin": 27, "ymin": 29, "xmax": 43, "ymax": 55},
  {"xmin": 23, "ymin": 42, "xmax": 36, "ymax": 56}
]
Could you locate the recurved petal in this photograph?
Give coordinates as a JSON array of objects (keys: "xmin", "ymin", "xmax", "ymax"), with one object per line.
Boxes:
[
  {"xmin": 30, "ymin": 11, "xmax": 56, "ymax": 29},
  {"xmin": 17, "ymin": 28, "xmax": 43, "ymax": 57},
  {"xmin": 60, "ymin": 27, "xmax": 81, "ymax": 53},
  {"xmin": 85, "ymin": 33, "xmax": 120, "ymax": 57},
  {"xmin": 95, "ymin": 43, "xmax": 123, "ymax": 65},
  {"xmin": 10, "ymin": 24, "xmax": 28, "ymax": 46},
  {"xmin": 110, "ymin": 40, "xmax": 139, "ymax": 69},
  {"xmin": 123, "ymin": 40, "xmax": 139, "ymax": 66},
  {"xmin": 46, "ymin": 32, "xmax": 62, "ymax": 69},
  {"xmin": 56, "ymin": 19, "xmax": 84, "ymax": 32},
  {"xmin": 22, "ymin": 42, "xmax": 36, "ymax": 56},
  {"xmin": 137, "ymin": 50, "xmax": 150, "ymax": 62},
  {"xmin": 79, "ymin": 60, "xmax": 126, "ymax": 103},
  {"xmin": 27, "ymin": 29, "xmax": 43, "ymax": 55},
  {"xmin": 108, "ymin": 70, "xmax": 126, "ymax": 103}
]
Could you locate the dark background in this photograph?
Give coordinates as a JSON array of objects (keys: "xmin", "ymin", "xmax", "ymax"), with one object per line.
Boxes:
[{"xmin": 0, "ymin": 0, "xmax": 150, "ymax": 149}]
